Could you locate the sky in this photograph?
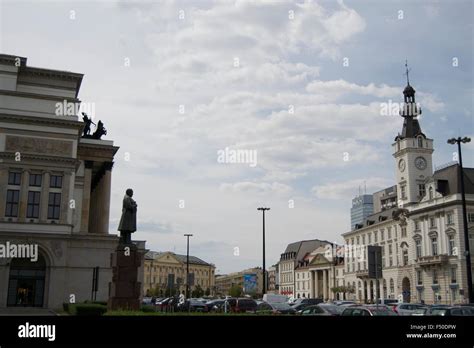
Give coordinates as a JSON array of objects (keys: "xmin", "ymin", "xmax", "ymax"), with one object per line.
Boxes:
[{"xmin": 0, "ymin": 0, "xmax": 473, "ymax": 274}]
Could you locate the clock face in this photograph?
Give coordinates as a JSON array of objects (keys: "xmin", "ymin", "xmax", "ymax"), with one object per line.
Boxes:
[
  {"xmin": 415, "ymin": 156, "xmax": 427, "ymax": 170},
  {"xmin": 398, "ymin": 159, "xmax": 406, "ymax": 172}
]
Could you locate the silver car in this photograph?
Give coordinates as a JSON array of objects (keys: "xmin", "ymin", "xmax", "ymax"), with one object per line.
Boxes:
[{"xmin": 394, "ymin": 303, "xmax": 427, "ymax": 316}]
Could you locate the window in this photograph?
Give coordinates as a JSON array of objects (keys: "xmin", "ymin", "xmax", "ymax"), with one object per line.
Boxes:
[
  {"xmin": 451, "ymin": 268, "xmax": 457, "ymax": 284},
  {"xmin": 447, "ymin": 213, "xmax": 454, "ymax": 225},
  {"xmin": 433, "ymin": 270, "xmax": 438, "ymax": 284},
  {"xmin": 414, "ymin": 220, "xmax": 420, "ymax": 230},
  {"xmin": 430, "ymin": 217, "xmax": 436, "ymax": 228},
  {"xmin": 417, "ymin": 270, "xmax": 423, "ymax": 285},
  {"xmin": 415, "ymin": 239, "xmax": 422, "ymax": 259},
  {"xmin": 50, "ymin": 175, "xmax": 63, "ymax": 188},
  {"xmin": 368, "ymin": 233, "xmax": 372, "ymax": 244},
  {"xmin": 5, "ymin": 189, "xmax": 20, "ymax": 217},
  {"xmin": 401, "ymin": 185, "xmax": 406, "ymax": 199},
  {"xmin": 401, "ymin": 227, "xmax": 407, "ymax": 238},
  {"xmin": 431, "ymin": 237, "xmax": 438, "ymax": 256},
  {"xmin": 403, "ymin": 249, "xmax": 408, "ymax": 266},
  {"xmin": 27, "ymin": 191, "xmax": 41, "ymax": 218},
  {"xmin": 374, "ymin": 232, "xmax": 378, "ymax": 243},
  {"xmin": 449, "ymin": 235, "xmax": 456, "ymax": 256},
  {"xmin": 390, "ymin": 279, "xmax": 394, "ymax": 295},
  {"xmin": 388, "ymin": 244, "xmax": 392, "ymax": 254},
  {"xmin": 8, "ymin": 172, "xmax": 21, "ymax": 185},
  {"xmin": 29, "ymin": 174, "xmax": 42, "ymax": 187},
  {"xmin": 468, "ymin": 212, "xmax": 474, "ymax": 223},
  {"xmin": 48, "ymin": 192, "xmax": 61, "ymax": 220},
  {"xmin": 387, "ymin": 227, "xmax": 392, "ymax": 240},
  {"xmin": 381, "ymin": 230, "xmax": 384, "ymax": 241},
  {"xmin": 418, "ymin": 184, "xmax": 426, "ymax": 197},
  {"xmin": 418, "ymin": 137, "xmax": 423, "ymax": 147}
]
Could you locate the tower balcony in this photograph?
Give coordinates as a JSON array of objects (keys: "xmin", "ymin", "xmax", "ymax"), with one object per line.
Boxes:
[
  {"xmin": 416, "ymin": 254, "xmax": 449, "ymax": 267},
  {"xmin": 355, "ymin": 269, "xmax": 369, "ymax": 278}
]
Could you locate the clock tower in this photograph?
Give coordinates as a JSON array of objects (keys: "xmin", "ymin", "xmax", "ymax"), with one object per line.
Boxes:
[{"xmin": 392, "ymin": 62, "xmax": 434, "ymax": 206}]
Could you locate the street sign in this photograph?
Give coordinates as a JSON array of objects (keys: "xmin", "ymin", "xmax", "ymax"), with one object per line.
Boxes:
[{"xmin": 367, "ymin": 245, "xmax": 382, "ymax": 279}]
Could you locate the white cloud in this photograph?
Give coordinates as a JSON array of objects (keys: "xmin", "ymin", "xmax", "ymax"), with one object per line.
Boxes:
[{"xmin": 311, "ymin": 177, "xmax": 394, "ymax": 200}]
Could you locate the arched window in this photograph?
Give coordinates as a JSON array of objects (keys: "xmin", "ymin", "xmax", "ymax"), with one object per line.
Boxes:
[
  {"xmin": 383, "ymin": 279, "xmax": 387, "ymax": 298},
  {"xmin": 429, "ymin": 186, "xmax": 434, "ymax": 200},
  {"xmin": 418, "ymin": 136, "xmax": 423, "ymax": 147},
  {"xmin": 389, "ymin": 279, "xmax": 394, "ymax": 296},
  {"xmin": 448, "ymin": 233, "xmax": 456, "ymax": 256}
]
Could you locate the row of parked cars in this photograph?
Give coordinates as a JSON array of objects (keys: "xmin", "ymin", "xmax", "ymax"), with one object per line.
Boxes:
[{"xmin": 142, "ymin": 296, "xmax": 474, "ymax": 316}]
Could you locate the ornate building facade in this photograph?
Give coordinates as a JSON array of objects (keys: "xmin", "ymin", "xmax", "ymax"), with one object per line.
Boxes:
[
  {"xmin": 342, "ymin": 75, "xmax": 474, "ymax": 304},
  {"xmin": 0, "ymin": 54, "xmax": 119, "ymax": 310}
]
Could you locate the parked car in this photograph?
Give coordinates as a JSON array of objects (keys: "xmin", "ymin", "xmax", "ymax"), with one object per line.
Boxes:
[
  {"xmin": 225, "ymin": 298, "xmax": 258, "ymax": 313},
  {"xmin": 256, "ymin": 302, "xmax": 296, "ymax": 315},
  {"xmin": 299, "ymin": 304, "xmax": 336, "ymax": 316},
  {"xmin": 262, "ymin": 294, "xmax": 289, "ymax": 304},
  {"xmin": 178, "ymin": 298, "xmax": 207, "ymax": 312},
  {"xmin": 142, "ymin": 297, "xmax": 153, "ymax": 305},
  {"xmin": 393, "ymin": 303, "xmax": 427, "ymax": 316},
  {"xmin": 291, "ymin": 298, "xmax": 323, "ymax": 308},
  {"xmin": 318, "ymin": 303, "xmax": 345, "ymax": 315},
  {"xmin": 341, "ymin": 305, "xmax": 397, "ymax": 316},
  {"xmin": 333, "ymin": 300, "xmax": 356, "ymax": 306},
  {"xmin": 204, "ymin": 299, "xmax": 225, "ymax": 312},
  {"xmin": 430, "ymin": 306, "xmax": 474, "ymax": 316},
  {"xmin": 376, "ymin": 299, "xmax": 399, "ymax": 306}
]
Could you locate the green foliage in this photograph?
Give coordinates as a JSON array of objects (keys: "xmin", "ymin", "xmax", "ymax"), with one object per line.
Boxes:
[
  {"xmin": 74, "ymin": 304, "xmax": 107, "ymax": 316},
  {"xmin": 191, "ymin": 285, "xmax": 204, "ymax": 298},
  {"xmin": 140, "ymin": 305, "xmax": 157, "ymax": 312},
  {"xmin": 229, "ymin": 284, "xmax": 243, "ymax": 298}
]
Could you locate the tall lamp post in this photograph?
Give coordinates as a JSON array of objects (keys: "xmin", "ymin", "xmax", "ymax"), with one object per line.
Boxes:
[
  {"xmin": 448, "ymin": 136, "xmax": 473, "ymax": 303},
  {"xmin": 184, "ymin": 234, "xmax": 193, "ymax": 299},
  {"xmin": 257, "ymin": 207, "xmax": 270, "ymax": 296}
]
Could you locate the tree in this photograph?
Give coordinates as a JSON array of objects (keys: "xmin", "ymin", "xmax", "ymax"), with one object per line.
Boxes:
[
  {"xmin": 205, "ymin": 288, "xmax": 211, "ymax": 296},
  {"xmin": 229, "ymin": 284, "xmax": 242, "ymax": 298},
  {"xmin": 192, "ymin": 285, "xmax": 204, "ymax": 298}
]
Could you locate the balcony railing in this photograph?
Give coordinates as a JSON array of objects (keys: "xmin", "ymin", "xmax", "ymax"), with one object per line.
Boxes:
[
  {"xmin": 416, "ymin": 254, "xmax": 449, "ymax": 266},
  {"xmin": 355, "ymin": 270, "xmax": 369, "ymax": 278}
]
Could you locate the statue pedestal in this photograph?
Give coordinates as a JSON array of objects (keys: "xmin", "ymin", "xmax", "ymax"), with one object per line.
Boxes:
[{"xmin": 108, "ymin": 243, "xmax": 142, "ymax": 311}]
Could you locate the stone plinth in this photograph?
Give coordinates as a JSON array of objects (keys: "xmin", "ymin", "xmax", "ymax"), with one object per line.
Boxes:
[{"xmin": 108, "ymin": 244, "xmax": 142, "ymax": 311}]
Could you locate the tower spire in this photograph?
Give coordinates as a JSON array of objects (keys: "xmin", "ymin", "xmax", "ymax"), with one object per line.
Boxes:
[{"xmin": 405, "ymin": 59, "xmax": 411, "ymax": 86}]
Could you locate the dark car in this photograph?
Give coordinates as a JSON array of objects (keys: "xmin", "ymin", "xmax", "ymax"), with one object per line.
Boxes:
[
  {"xmin": 226, "ymin": 298, "xmax": 258, "ymax": 313},
  {"xmin": 430, "ymin": 306, "xmax": 474, "ymax": 316},
  {"xmin": 204, "ymin": 299, "xmax": 225, "ymax": 312},
  {"xmin": 257, "ymin": 302, "xmax": 296, "ymax": 315},
  {"xmin": 179, "ymin": 299, "xmax": 207, "ymax": 312},
  {"xmin": 341, "ymin": 305, "xmax": 397, "ymax": 316},
  {"xmin": 291, "ymin": 298, "xmax": 323, "ymax": 309}
]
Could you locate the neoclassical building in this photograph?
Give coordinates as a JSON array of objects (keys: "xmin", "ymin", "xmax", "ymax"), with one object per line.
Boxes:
[
  {"xmin": 0, "ymin": 54, "xmax": 119, "ymax": 310},
  {"xmin": 144, "ymin": 251, "xmax": 216, "ymax": 297},
  {"xmin": 342, "ymin": 76, "xmax": 474, "ymax": 305}
]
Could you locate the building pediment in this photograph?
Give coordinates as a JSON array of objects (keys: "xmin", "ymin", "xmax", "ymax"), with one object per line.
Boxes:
[
  {"xmin": 309, "ymin": 253, "xmax": 331, "ymax": 266},
  {"xmin": 152, "ymin": 252, "xmax": 183, "ymax": 265}
]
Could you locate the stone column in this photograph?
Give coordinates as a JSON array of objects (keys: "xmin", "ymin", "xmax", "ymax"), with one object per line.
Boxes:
[
  {"xmin": 0, "ymin": 167, "xmax": 8, "ymax": 216},
  {"xmin": 310, "ymin": 271, "xmax": 315, "ymax": 298},
  {"xmin": 81, "ymin": 161, "xmax": 93, "ymax": 233},
  {"xmin": 323, "ymin": 269, "xmax": 328, "ymax": 300},
  {"xmin": 315, "ymin": 271, "xmax": 319, "ymax": 298},
  {"xmin": 39, "ymin": 172, "xmax": 50, "ymax": 222},
  {"xmin": 99, "ymin": 162, "xmax": 113, "ymax": 234},
  {"xmin": 18, "ymin": 169, "xmax": 29, "ymax": 222}
]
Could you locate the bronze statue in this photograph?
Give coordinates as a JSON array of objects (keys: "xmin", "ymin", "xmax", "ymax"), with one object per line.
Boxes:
[
  {"xmin": 82, "ymin": 112, "xmax": 95, "ymax": 137},
  {"xmin": 118, "ymin": 188, "xmax": 137, "ymax": 244},
  {"xmin": 92, "ymin": 120, "xmax": 107, "ymax": 139}
]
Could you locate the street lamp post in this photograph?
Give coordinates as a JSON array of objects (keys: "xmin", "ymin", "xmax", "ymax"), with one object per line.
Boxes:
[
  {"xmin": 184, "ymin": 234, "xmax": 193, "ymax": 300},
  {"xmin": 448, "ymin": 136, "xmax": 473, "ymax": 303},
  {"xmin": 257, "ymin": 207, "xmax": 270, "ymax": 296}
]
